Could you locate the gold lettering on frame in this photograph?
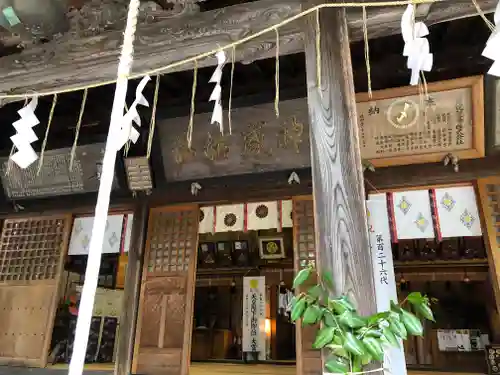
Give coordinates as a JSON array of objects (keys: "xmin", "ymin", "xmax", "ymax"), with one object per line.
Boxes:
[
  {"xmin": 172, "ymin": 135, "xmax": 196, "ymax": 165},
  {"xmin": 277, "ymin": 116, "xmax": 304, "ymax": 153},
  {"xmin": 204, "ymin": 133, "xmax": 230, "ymax": 161},
  {"xmin": 242, "ymin": 121, "xmax": 271, "ymax": 156}
]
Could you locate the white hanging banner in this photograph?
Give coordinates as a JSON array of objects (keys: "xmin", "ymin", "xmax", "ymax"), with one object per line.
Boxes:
[
  {"xmin": 10, "ymin": 97, "xmax": 40, "ymax": 169},
  {"xmin": 199, "ymin": 206, "xmax": 215, "ymax": 234},
  {"xmin": 366, "ymin": 196, "xmax": 407, "ymax": 375},
  {"xmin": 123, "ymin": 213, "xmax": 134, "ymax": 253},
  {"xmin": 281, "ymin": 200, "xmax": 293, "ymax": 228},
  {"xmin": 69, "ymin": 214, "xmax": 125, "ymax": 255},
  {"xmin": 215, "ymin": 204, "xmax": 245, "ymax": 232},
  {"xmin": 392, "ymin": 190, "xmax": 435, "ymax": 239},
  {"xmin": 247, "ymin": 201, "xmax": 279, "ymax": 231},
  {"xmin": 242, "ymin": 276, "xmax": 266, "ymax": 360},
  {"xmin": 433, "ymin": 186, "xmax": 482, "ymax": 238}
]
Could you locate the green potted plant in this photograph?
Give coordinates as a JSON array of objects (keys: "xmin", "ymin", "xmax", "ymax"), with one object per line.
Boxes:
[{"xmin": 290, "ymin": 266, "xmax": 435, "ymax": 374}]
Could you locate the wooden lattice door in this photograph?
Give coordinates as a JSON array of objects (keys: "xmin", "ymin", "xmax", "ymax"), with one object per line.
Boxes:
[
  {"xmin": 292, "ymin": 196, "xmax": 322, "ymax": 375},
  {"xmin": 133, "ymin": 206, "xmax": 199, "ymax": 375},
  {"xmin": 0, "ymin": 215, "xmax": 71, "ymax": 367},
  {"xmin": 477, "ymin": 177, "xmax": 500, "ymax": 311}
]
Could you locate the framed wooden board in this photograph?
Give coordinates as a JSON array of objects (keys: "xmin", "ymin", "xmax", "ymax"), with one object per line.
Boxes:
[
  {"xmin": 356, "ymin": 76, "xmax": 485, "ymax": 167},
  {"xmin": 485, "ymin": 76, "xmax": 500, "ymax": 155}
]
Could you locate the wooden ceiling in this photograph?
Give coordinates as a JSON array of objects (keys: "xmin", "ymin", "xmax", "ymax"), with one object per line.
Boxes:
[{"xmin": 0, "ymin": 12, "xmax": 493, "ymax": 155}]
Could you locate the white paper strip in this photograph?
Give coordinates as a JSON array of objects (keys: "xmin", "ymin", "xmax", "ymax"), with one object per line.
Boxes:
[
  {"xmin": 10, "ymin": 97, "xmax": 40, "ymax": 169},
  {"xmin": 482, "ymin": 1, "xmax": 500, "ymax": 76},
  {"xmin": 367, "ymin": 195, "xmax": 407, "ymax": 375},
  {"xmin": 199, "ymin": 206, "xmax": 215, "ymax": 234},
  {"xmin": 215, "ymin": 204, "xmax": 244, "ymax": 232},
  {"xmin": 247, "ymin": 201, "xmax": 278, "ymax": 231},
  {"xmin": 209, "ymin": 51, "xmax": 226, "ymax": 133},
  {"xmin": 69, "ymin": 215, "xmax": 125, "ymax": 255},
  {"xmin": 401, "ymin": 5, "xmax": 433, "ymax": 85},
  {"xmin": 434, "ymin": 186, "xmax": 482, "ymax": 238},
  {"xmin": 123, "ymin": 213, "xmax": 134, "ymax": 253},
  {"xmin": 392, "ymin": 190, "xmax": 435, "ymax": 239},
  {"xmin": 116, "ymin": 75, "xmax": 151, "ymax": 150},
  {"xmin": 242, "ymin": 276, "xmax": 266, "ymax": 360},
  {"xmin": 281, "ymin": 200, "xmax": 293, "ymax": 228}
]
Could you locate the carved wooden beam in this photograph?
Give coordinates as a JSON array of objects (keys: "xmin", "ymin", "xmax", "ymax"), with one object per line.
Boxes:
[{"xmin": 0, "ymin": 0, "xmax": 494, "ymax": 97}]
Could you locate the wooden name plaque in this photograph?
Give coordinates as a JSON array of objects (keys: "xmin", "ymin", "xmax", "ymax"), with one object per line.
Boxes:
[
  {"xmin": 0, "ymin": 143, "xmax": 117, "ymax": 200},
  {"xmin": 158, "ymin": 98, "xmax": 310, "ymax": 182},
  {"xmin": 356, "ymin": 76, "xmax": 484, "ymax": 167}
]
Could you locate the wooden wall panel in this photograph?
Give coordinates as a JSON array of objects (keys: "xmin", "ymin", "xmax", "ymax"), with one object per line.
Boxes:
[
  {"xmin": 477, "ymin": 177, "xmax": 500, "ymax": 312},
  {"xmin": 0, "ymin": 215, "xmax": 70, "ymax": 367},
  {"xmin": 133, "ymin": 206, "xmax": 198, "ymax": 375},
  {"xmin": 292, "ymin": 196, "xmax": 321, "ymax": 375}
]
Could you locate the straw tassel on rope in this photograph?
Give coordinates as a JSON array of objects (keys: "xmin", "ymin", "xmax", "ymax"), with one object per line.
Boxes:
[
  {"xmin": 147, "ymin": 75, "xmax": 161, "ymax": 159},
  {"xmin": 188, "ymin": 60, "xmax": 198, "ymax": 148},
  {"xmin": 70, "ymin": 88, "xmax": 88, "ymax": 171},
  {"xmin": 37, "ymin": 94, "xmax": 58, "ymax": 175}
]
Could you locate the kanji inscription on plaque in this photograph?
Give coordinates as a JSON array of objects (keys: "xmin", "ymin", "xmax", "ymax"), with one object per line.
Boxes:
[{"xmin": 356, "ymin": 76, "xmax": 484, "ymax": 167}]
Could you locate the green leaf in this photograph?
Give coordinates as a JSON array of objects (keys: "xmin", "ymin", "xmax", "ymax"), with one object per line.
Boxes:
[
  {"xmin": 400, "ymin": 309, "xmax": 424, "ymax": 336},
  {"xmin": 291, "ymin": 297, "xmax": 307, "ymax": 322},
  {"xmin": 302, "ymin": 304, "xmax": 322, "ymax": 325},
  {"xmin": 307, "ymin": 285, "xmax": 324, "ymax": 299},
  {"xmin": 287, "ymin": 296, "xmax": 297, "ymax": 311},
  {"xmin": 321, "ymin": 270, "xmax": 335, "ymax": 290},
  {"xmin": 339, "ymin": 311, "xmax": 365, "ymax": 329},
  {"xmin": 414, "ymin": 303, "xmax": 435, "ymax": 322},
  {"xmin": 407, "ymin": 292, "xmax": 425, "ymax": 306},
  {"xmin": 363, "ymin": 328, "xmax": 383, "ymax": 338},
  {"xmin": 382, "ymin": 327, "xmax": 400, "ymax": 348},
  {"xmin": 313, "ymin": 326, "xmax": 336, "ymax": 349},
  {"xmin": 293, "ymin": 268, "xmax": 311, "ymax": 288},
  {"xmin": 343, "ymin": 332, "xmax": 366, "ymax": 357},
  {"xmin": 322, "ymin": 309, "xmax": 337, "ymax": 327},
  {"xmin": 329, "ymin": 296, "xmax": 355, "ymax": 314},
  {"xmin": 390, "ymin": 300, "xmax": 402, "ymax": 313},
  {"xmin": 360, "ymin": 352, "xmax": 373, "ymax": 366},
  {"xmin": 326, "ymin": 344, "xmax": 349, "ymax": 359},
  {"xmin": 367, "ymin": 311, "xmax": 390, "ymax": 326},
  {"xmin": 389, "ymin": 317, "xmax": 407, "ymax": 339},
  {"xmin": 363, "ymin": 337, "xmax": 384, "ymax": 361},
  {"xmin": 324, "ymin": 358, "xmax": 348, "ymax": 374}
]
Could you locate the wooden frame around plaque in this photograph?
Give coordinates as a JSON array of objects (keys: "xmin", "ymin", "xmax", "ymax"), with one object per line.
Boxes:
[
  {"xmin": 258, "ymin": 236, "xmax": 285, "ymax": 260},
  {"xmin": 356, "ymin": 76, "xmax": 485, "ymax": 167}
]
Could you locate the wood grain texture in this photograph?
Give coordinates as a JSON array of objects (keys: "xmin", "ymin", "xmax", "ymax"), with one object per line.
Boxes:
[
  {"xmin": 114, "ymin": 204, "xmax": 147, "ymax": 375},
  {"xmin": 303, "ymin": 1, "xmax": 376, "ymax": 318},
  {"xmin": 0, "ymin": 0, "xmax": 495, "ymax": 97},
  {"xmin": 485, "ymin": 76, "xmax": 500, "ymax": 154}
]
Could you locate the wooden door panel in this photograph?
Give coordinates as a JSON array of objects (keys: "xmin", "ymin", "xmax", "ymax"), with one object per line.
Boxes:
[
  {"xmin": 292, "ymin": 197, "xmax": 321, "ymax": 375},
  {"xmin": 134, "ymin": 206, "xmax": 198, "ymax": 375},
  {"xmin": 0, "ymin": 216, "xmax": 70, "ymax": 367}
]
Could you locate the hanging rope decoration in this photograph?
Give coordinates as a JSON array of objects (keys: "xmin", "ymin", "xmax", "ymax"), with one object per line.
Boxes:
[
  {"xmin": 123, "ymin": 102, "xmax": 131, "ymax": 157},
  {"xmin": 70, "ymin": 88, "xmax": 88, "ymax": 171},
  {"xmin": 362, "ymin": 6, "xmax": 373, "ymax": 98},
  {"xmin": 275, "ymin": 28, "xmax": 280, "ymax": 118},
  {"xmin": 37, "ymin": 94, "xmax": 58, "ymax": 175},
  {"xmin": 228, "ymin": 46, "xmax": 236, "ymax": 135},
  {"xmin": 209, "ymin": 50, "xmax": 227, "ymax": 134},
  {"xmin": 315, "ymin": 9, "xmax": 322, "ymax": 91},
  {"xmin": 187, "ymin": 60, "xmax": 198, "ymax": 148},
  {"xmin": 146, "ymin": 75, "xmax": 160, "ymax": 159},
  {"xmin": 481, "ymin": 0, "xmax": 500, "ymax": 75},
  {"xmin": 6, "ymin": 145, "xmax": 15, "ymax": 176},
  {"xmin": 401, "ymin": 4, "xmax": 433, "ymax": 85}
]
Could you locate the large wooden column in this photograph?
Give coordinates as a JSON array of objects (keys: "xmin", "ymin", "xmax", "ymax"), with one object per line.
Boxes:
[
  {"xmin": 115, "ymin": 203, "xmax": 148, "ymax": 375},
  {"xmin": 303, "ymin": 3, "xmax": 377, "ymax": 314}
]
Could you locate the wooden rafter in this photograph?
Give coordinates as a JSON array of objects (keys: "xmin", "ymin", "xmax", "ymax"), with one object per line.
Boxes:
[{"xmin": 0, "ymin": 0, "xmax": 495, "ymax": 97}]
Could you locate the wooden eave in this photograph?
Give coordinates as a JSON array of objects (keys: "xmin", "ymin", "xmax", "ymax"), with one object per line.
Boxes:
[{"xmin": 0, "ymin": 0, "xmax": 495, "ymax": 98}]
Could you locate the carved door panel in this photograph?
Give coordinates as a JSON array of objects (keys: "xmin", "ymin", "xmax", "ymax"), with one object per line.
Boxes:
[
  {"xmin": 0, "ymin": 215, "xmax": 71, "ymax": 367},
  {"xmin": 133, "ymin": 206, "xmax": 198, "ymax": 375},
  {"xmin": 292, "ymin": 196, "xmax": 322, "ymax": 375},
  {"xmin": 477, "ymin": 178, "xmax": 500, "ymax": 311}
]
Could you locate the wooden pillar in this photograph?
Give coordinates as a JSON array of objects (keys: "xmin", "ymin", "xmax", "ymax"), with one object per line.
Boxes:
[
  {"xmin": 115, "ymin": 203, "xmax": 148, "ymax": 375},
  {"xmin": 303, "ymin": 3, "xmax": 377, "ymax": 314}
]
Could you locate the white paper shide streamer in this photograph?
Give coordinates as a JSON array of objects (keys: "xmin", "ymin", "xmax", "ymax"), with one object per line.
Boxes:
[
  {"xmin": 116, "ymin": 75, "xmax": 151, "ymax": 151},
  {"xmin": 482, "ymin": 1, "xmax": 500, "ymax": 76},
  {"xmin": 10, "ymin": 97, "xmax": 40, "ymax": 169},
  {"xmin": 401, "ymin": 5, "xmax": 433, "ymax": 85},
  {"xmin": 209, "ymin": 51, "xmax": 226, "ymax": 133}
]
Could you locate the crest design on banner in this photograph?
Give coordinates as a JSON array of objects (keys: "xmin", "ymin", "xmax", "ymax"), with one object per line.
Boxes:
[
  {"xmin": 441, "ymin": 193, "xmax": 456, "ymax": 212},
  {"xmin": 224, "ymin": 213, "xmax": 237, "ymax": 227},
  {"xmin": 397, "ymin": 196, "xmax": 412, "ymax": 215},
  {"xmin": 414, "ymin": 213, "xmax": 429, "ymax": 232},
  {"xmin": 460, "ymin": 209, "xmax": 476, "ymax": 229},
  {"xmin": 256, "ymin": 205, "xmax": 269, "ymax": 218}
]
